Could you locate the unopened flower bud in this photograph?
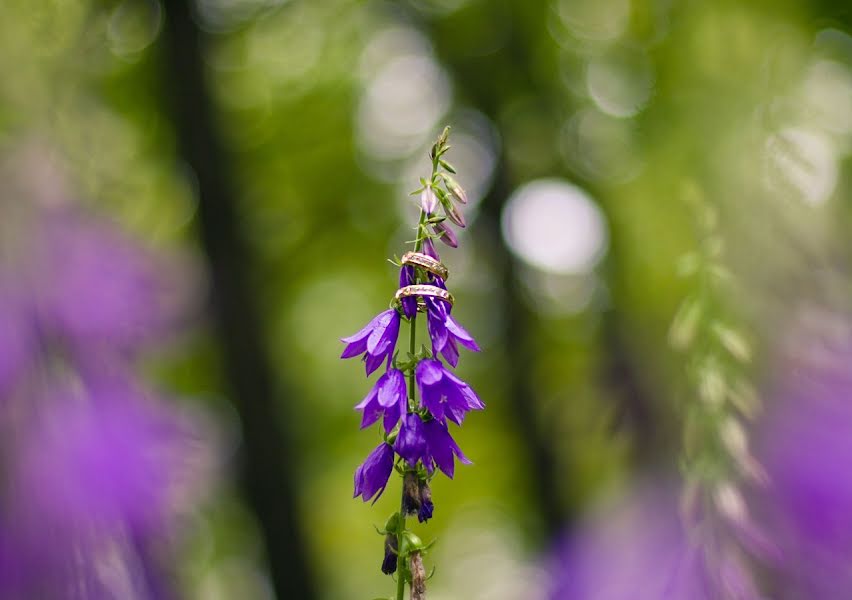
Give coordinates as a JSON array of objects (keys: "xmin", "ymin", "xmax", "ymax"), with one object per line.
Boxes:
[
  {"xmin": 422, "ymin": 237, "xmax": 439, "ymax": 260},
  {"xmin": 381, "ymin": 533, "xmax": 398, "ymax": 575},
  {"xmin": 409, "ymin": 551, "xmax": 426, "ymax": 600},
  {"xmin": 443, "ymin": 174, "xmax": 467, "ymax": 204},
  {"xmin": 713, "ymin": 481, "xmax": 747, "ymax": 523},
  {"xmin": 420, "ymin": 186, "xmax": 438, "ymax": 215},
  {"xmin": 402, "ymin": 471, "xmax": 421, "ymax": 516},
  {"xmin": 431, "ymin": 221, "xmax": 458, "ymax": 248},
  {"xmin": 417, "ymin": 480, "xmax": 434, "ymax": 523},
  {"xmin": 443, "ymin": 200, "xmax": 466, "ymax": 228}
]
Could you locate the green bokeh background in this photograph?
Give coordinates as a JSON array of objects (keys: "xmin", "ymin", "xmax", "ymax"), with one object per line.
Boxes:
[{"xmin": 1, "ymin": 0, "xmax": 850, "ymax": 598}]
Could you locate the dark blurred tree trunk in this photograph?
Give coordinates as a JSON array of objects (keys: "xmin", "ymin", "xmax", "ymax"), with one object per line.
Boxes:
[
  {"xmin": 413, "ymin": 1, "xmax": 661, "ymax": 540},
  {"xmin": 477, "ymin": 158, "xmax": 568, "ymax": 540},
  {"xmin": 158, "ymin": 2, "xmax": 317, "ymax": 599}
]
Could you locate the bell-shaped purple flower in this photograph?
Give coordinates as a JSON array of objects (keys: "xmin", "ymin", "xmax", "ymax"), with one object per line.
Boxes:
[
  {"xmin": 394, "ymin": 413, "xmax": 471, "ymax": 478},
  {"xmin": 354, "ymin": 442, "xmax": 395, "ymax": 503},
  {"xmin": 355, "ymin": 368, "xmax": 408, "ymax": 433},
  {"xmin": 425, "ymin": 298, "xmax": 480, "ymax": 367},
  {"xmin": 399, "ymin": 265, "xmax": 417, "ymax": 319},
  {"xmin": 416, "ymin": 358, "xmax": 484, "ymax": 424},
  {"xmin": 341, "ymin": 309, "xmax": 402, "ymax": 376}
]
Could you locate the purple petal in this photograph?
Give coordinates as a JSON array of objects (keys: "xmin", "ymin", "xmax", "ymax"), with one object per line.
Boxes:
[
  {"xmin": 354, "ymin": 443, "xmax": 394, "ymax": 502},
  {"xmin": 443, "ymin": 370, "xmax": 484, "ymax": 410},
  {"xmin": 366, "ymin": 311, "xmax": 396, "ymax": 354},
  {"xmin": 364, "ymin": 352, "xmax": 385, "ymax": 376},
  {"xmin": 426, "ymin": 307, "xmax": 448, "ymax": 353},
  {"xmin": 422, "ymin": 238, "xmax": 440, "ymax": 260},
  {"xmin": 441, "ymin": 338, "xmax": 460, "ymax": 368},
  {"xmin": 341, "ymin": 310, "xmax": 386, "ymax": 344},
  {"xmin": 420, "ymin": 187, "xmax": 438, "ymax": 214},
  {"xmin": 394, "ymin": 414, "xmax": 427, "ymax": 467},
  {"xmin": 423, "ymin": 419, "xmax": 457, "ymax": 478},
  {"xmin": 400, "ymin": 266, "xmax": 418, "ymax": 320},
  {"xmin": 416, "ymin": 359, "xmax": 444, "ymax": 386},
  {"xmin": 355, "ymin": 387, "xmax": 381, "ymax": 429},
  {"xmin": 382, "ymin": 399, "xmax": 403, "ymax": 434},
  {"xmin": 340, "ymin": 338, "xmax": 368, "ymax": 359},
  {"xmin": 378, "ymin": 369, "xmax": 406, "ymax": 408},
  {"xmin": 447, "ymin": 315, "xmax": 480, "ymax": 351}
]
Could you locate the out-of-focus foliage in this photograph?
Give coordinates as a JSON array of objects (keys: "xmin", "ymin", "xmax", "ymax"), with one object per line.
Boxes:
[{"xmin": 0, "ymin": 0, "xmax": 850, "ymax": 598}]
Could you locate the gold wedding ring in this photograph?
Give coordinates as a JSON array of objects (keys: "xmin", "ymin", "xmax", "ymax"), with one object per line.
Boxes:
[
  {"xmin": 400, "ymin": 252, "xmax": 449, "ymax": 281},
  {"xmin": 394, "ymin": 284, "xmax": 454, "ymax": 308}
]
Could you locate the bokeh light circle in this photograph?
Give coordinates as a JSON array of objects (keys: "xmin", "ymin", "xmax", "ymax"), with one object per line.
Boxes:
[{"xmin": 501, "ymin": 179, "xmax": 607, "ymax": 274}]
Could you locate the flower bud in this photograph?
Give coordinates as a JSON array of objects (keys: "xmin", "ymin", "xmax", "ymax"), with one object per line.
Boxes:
[
  {"xmin": 431, "ymin": 221, "xmax": 458, "ymax": 248},
  {"xmin": 420, "ymin": 186, "xmax": 438, "ymax": 215},
  {"xmin": 422, "ymin": 237, "xmax": 440, "ymax": 260},
  {"xmin": 442, "ymin": 199, "xmax": 466, "ymax": 228},
  {"xmin": 443, "ymin": 174, "xmax": 467, "ymax": 204}
]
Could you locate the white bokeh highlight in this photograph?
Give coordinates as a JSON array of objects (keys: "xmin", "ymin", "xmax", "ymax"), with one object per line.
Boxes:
[{"xmin": 501, "ymin": 179, "xmax": 608, "ymax": 274}]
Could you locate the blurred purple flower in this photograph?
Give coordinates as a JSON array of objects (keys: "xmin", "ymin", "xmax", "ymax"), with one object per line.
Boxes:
[
  {"xmin": 416, "ymin": 358, "xmax": 483, "ymax": 424},
  {"xmin": 13, "ymin": 375, "xmax": 209, "ymax": 537},
  {"xmin": 35, "ymin": 211, "xmax": 191, "ymax": 355},
  {"xmin": 355, "ymin": 367, "xmax": 407, "ymax": 433},
  {"xmin": 354, "ymin": 442, "xmax": 395, "ymax": 503},
  {"xmin": 0, "ymin": 287, "xmax": 34, "ymax": 397},
  {"xmin": 756, "ymin": 355, "xmax": 852, "ymax": 598},
  {"xmin": 546, "ymin": 486, "xmax": 713, "ymax": 600},
  {"xmin": 340, "ymin": 309, "xmax": 402, "ymax": 376}
]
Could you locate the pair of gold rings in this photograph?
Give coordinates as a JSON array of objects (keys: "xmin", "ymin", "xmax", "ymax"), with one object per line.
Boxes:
[{"xmin": 393, "ymin": 252, "xmax": 453, "ymax": 309}]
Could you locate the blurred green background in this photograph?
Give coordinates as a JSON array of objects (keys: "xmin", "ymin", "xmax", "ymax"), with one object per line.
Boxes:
[{"xmin": 1, "ymin": 0, "xmax": 850, "ymax": 598}]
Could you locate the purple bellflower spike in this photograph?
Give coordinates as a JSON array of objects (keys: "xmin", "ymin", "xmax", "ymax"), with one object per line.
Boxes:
[
  {"xmin": 394, "ymin": 413, "xmax": 471, "ymax": 478},
  {"xmin": 399, "ymin": 265, "xmax": 417, "ymax": 319},
  {"xmin": 341, "ymin": 309, "xmax": 402, "ymax": 376},
  {"xmin": 416, "ymin": 358, "xmax": 484, "ymax": 424},
  {"xmin": 354, "ymin": 442, "xmax": 395, "ymax": 503},
  {"xmin": 424, "ymin": 297, "xmax": 480, "ymax": 367},
  {"xmin": 355, "ymin": 368, "xmax": 408, "ymax": 433}
]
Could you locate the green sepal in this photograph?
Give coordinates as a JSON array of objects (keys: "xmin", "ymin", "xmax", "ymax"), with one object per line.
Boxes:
[
  {"xmin": 384, "ymin": 512, "xmax": 402, "ymax": 535},
  {"xmin": 439, "ymin": 159, "xmax": 456, "ymax": 173}
]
